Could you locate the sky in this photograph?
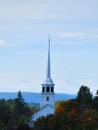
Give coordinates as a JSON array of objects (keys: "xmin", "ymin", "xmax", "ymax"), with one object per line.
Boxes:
[{"xmin": 0, "ymin": 0, "xmax": 98, "ymax": 94}]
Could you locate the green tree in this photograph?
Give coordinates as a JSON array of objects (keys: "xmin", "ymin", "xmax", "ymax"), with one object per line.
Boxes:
[
  {"xmin": 14, "ymin": 91, "xmax": 26, "ymax": 118},
  {"xmin": 0, "ymin": 99, "xmax": 5, "ymax": 105},
  {"xmin": 75, "ymin": 109, "xmax": 98, "ymax": 130},
  {"xmin": 76, "ymin": 85, "xmax": 93, "ymax": 112},
  {"xmin": 0, "ymin": 103, "xmax": 12, "ymax": 128},
  {"xmin": 93, "ymin": 90, "xmax": 98, "ymax": 110},
  {"xmin": 14, "ymin": 91, "xmax": 32, "ymax": 129}
]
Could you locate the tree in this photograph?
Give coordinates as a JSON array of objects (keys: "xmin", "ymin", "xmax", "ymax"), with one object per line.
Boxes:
[
  {"xmin": 14, "ymin": 91, "xmax": 26, "ymax": 118},
  {"xmin": 55, "ymin": 101, "xmax": 79, "ymax": 130},
  {"xmin": 76, "ymin": 85, "xmax": 93, "ymax": 111},
  {"xmin": 0, "ymin": 99, "xmax": 5, "ymax": 105},
  {"xmin": 75, "ymin": 109, "xmax": 98, "ymax": 130},
  {"xmin": 14, "ymin": 91, "xmax": 33, "ymax": 129},
  {"xmin": 93, "ymin": 90, "xmax": 98, "ymax": 110},
  {"xmin": 0, "ymin": 103, "xmax": 12, "ymax": 127}
]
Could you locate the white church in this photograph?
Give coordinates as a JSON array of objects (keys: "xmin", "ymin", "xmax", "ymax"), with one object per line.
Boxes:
[{"xmin": 32, "ymin": 38, "xmax": 55, "ymax": 121}]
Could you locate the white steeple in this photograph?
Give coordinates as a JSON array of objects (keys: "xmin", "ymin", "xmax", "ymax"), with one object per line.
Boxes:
[
  {"xmin": 32, "ymin": 37, "xmax": 55, "ymax": 121},
  {"xmin": 40, "ymin": 36, "xmax": 55, "ymax": 109}
]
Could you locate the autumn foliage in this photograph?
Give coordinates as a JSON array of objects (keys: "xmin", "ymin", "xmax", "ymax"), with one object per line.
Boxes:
[{"xmin": 34, "ymin": 86, "xmax": 98, "ymax": 130}]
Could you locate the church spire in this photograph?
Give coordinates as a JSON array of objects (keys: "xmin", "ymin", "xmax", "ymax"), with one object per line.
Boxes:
[
  {"xmin": 42, "ymin": 35, "xmax": 54, "ymax": 85},
  {"xmin": 46, "ymin": 35, "xmax": 51, "ymax": 79}
]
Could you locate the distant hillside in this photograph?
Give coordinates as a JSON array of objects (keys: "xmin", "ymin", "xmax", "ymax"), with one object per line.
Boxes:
[{"xmin": 0, "ymin": 92, "xmax": 76, "ymax": 103}]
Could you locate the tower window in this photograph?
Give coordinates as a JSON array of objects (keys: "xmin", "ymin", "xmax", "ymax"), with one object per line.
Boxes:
[
  {"xmin": 46, "ymin": 87, "xmax": 50, "ymax": 92},
  {"xmin": 46, "ymin": 97, "xmax": 49, "ymax": 101},
  {"xmin": 42, "ymin": 87, "xmax": 45, "ymax": 92},
  {"xmin": 51, "ymin": 87, "xmax": 54, "ymax": 92}
]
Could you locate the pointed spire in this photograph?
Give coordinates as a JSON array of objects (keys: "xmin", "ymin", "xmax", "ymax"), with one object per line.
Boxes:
[
  {"xmin": 46, "ymin": 35, "xmax": 51, "ymax": 79},
  {"xmin": 42, "ymin": 35, "xmax": 54, "ymax": 85}
]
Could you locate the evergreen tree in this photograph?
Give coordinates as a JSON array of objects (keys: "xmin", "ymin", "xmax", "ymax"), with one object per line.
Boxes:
[{"xmin": 15, "ymin": 91, "xmax": 26, "ymax": 118}]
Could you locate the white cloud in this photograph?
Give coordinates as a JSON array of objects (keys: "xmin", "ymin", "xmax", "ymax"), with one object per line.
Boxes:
[
  {"xmin": 0, "ymin": 40, "xmax": 6, "ymax": 46},
  {"xmin": 59, "ymin": 33, "xmax": 85, "ymax": 38},
  {"xmin": 56, "ymin": 32, "xmax": 98, "ymax": 46},
  {"xmin": 58, "ymin": 32, "xmax": 98, "ymax": 38}
]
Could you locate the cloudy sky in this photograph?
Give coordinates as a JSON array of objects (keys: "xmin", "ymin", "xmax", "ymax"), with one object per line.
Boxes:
[{"xmin": 0, "ymin": 0, "xmax": 98, "ymax": 94}]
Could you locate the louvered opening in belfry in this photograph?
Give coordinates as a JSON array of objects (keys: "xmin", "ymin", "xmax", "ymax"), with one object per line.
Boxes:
[
  {"xmin": 42, "ymin": 87, "xmax": 45, "ymax": 92},
  {"xmin": 51, "ymin": 87, "xmax": 54, "ymax": 92}
]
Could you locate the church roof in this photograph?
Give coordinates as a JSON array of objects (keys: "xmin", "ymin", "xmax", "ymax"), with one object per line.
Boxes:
[
  {"xmin": 32, "ymin": 104, "xmax": 55, "ymax": 121},
  {"xmin": 40, "ymin": 104, "xmax": 54, "ymax": 110}
]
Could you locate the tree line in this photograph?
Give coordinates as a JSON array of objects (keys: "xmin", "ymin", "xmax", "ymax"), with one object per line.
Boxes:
[
  {"xmin": 0, "ymin": 86, "xmax": 98, "ymax": 130},
  {"xmin": 34, "ymin": 85, "xmax": 98, "ymax": 130}
]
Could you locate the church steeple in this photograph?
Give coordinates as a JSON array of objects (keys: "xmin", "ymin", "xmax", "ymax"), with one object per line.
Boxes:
[
  {"xmin": 32, "ymin": 36, "xmax": 55, "ymax": 121},
  {"xmin": 40, "ymin": 36, "xmax": 55, "ymax": 109}
]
